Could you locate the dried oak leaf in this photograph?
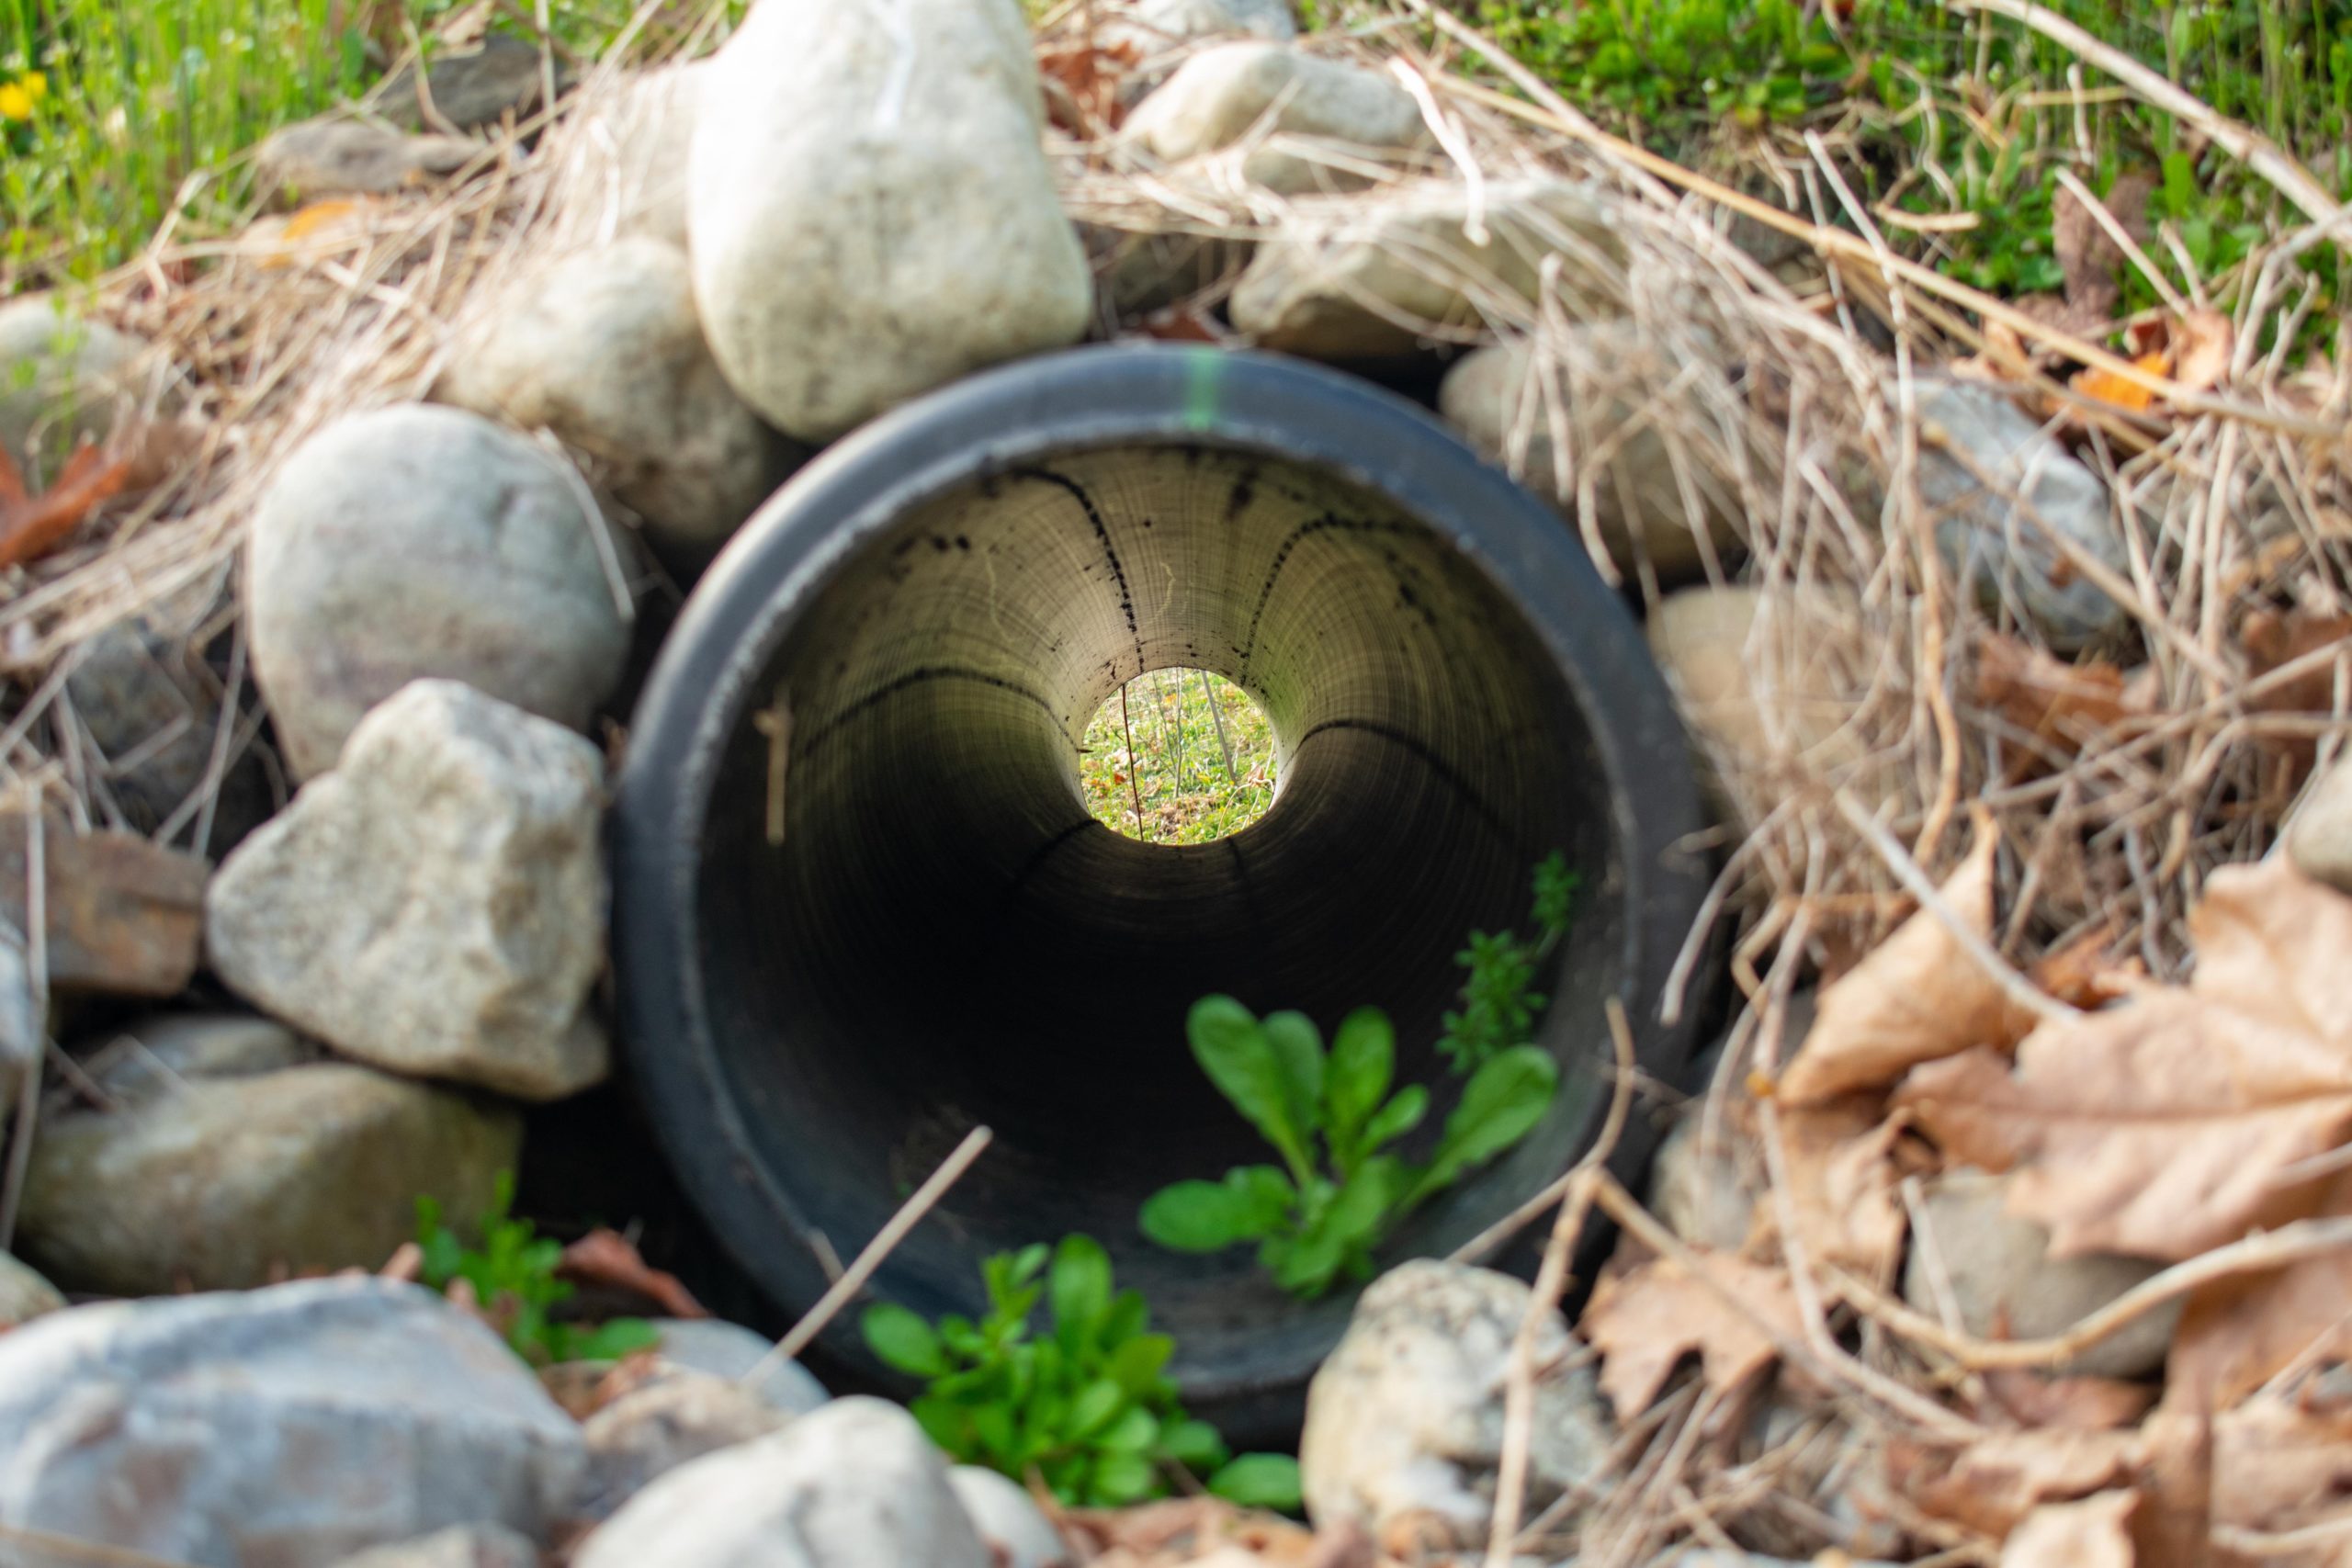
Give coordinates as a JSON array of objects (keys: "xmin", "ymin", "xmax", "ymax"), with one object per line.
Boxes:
[
  {"xmin": 557, "ymin": 1228, "xmax": 707, "ymax": 1319},
  {"xmin": 1979, "ymin": 1370, "xmax": 2158, "ymax": 1432},
  {"xmin": 1893, "ymin": 1427, "xmax": 2143, "ymax": 1540},
  {"xmin": 2000, "ymin": 1489, "xmax": 2140, "ymax": 1568},
  {"xmin": 2028, "ymin": 922, "xmax": 2145, "ymax": 1012},
  {"xmin": 1749, "ymin": 1100, "xmax": 1909, "ymax": 1280},
  {"xmin": 1581, "ymin": 1253, "xmax": 1803, "ymax": 1422},
  {"xmin": 2209, "ymin": 1393, "xmax": 2352, "ymax": 1550},
  {"xmin": 1895, "ymin": 858, "xmax": 2352, "ymax": 1262},
  {"xmin": 2167, "ymin": 1167, "xmax": 2352, "ymax": 1414},
  {"xmin": 1777, "ymin": 825, "xmax": 2038, "ymax": 1106}
]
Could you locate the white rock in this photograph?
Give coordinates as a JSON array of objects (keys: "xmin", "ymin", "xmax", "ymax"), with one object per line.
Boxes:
[
  {"xmin": 949, "ymin": 1466, "xmax": 1074, "ymax": 1568},
  {"xmin": 0, "ymin": 1252, "xmax": 64, "ymax": 1329},
  {"xmin": 572, "ymin": 1396, "xmax": 991, "ymax": 1568},
  {"xmin": 1441, "ymin": 333, "xmax": 1744, "ymax": 587},
  {"xmin": 1230, "ymin": 181, "xmax": 1625, "ymax": 359},
  {"xmin": 1903, "ymin": 1167, "xmax": 2176, "ymax": 1380},
  {"xmin": 438, "ymin": 238, "xmax": 797, "ymax": 572},
  {"xmin": 206, "ymin": 681, "xmax": 611, "ymax": 1101},
  {"xmin": 1114, "ymin": 0, "xmax": 1296, "ymax": 44},
  {"xmin": 1301, "ymin": 1260, "xmax": 1611, "ymax": 1548},
  {"xmin": 0, "ymin": 297, "xmax": 153, "ymax": 484},
  {"xmin": 2288, "ymin": 761, "xmax": 2352, "ymax": 896},
  {"xmin": 333, "ymin": 1525, "xmax": 540, "ymax": 1568},
  {"xmin": 687, "ymin": 0, "xmax": 1091, "ymax": 440},
  {"xmin": 0, "ymin": 1278, "xmax": 584, "ymax": 1566},
  {"xmin": 1125, "ymin": 43, "xmax": 1425, "ymax": 194},
  {"xmin": 254, "ymin": 120, "xmax": 481, "ymax": 199},
  {"xmin": 651, "ymin": 1317, "xmax": 831, "ymax": 1416},
  {"xmin": 580, "ymin": 1370, "xmax": 789, "ymax": 1520},
  {"xmin": 1908, "ymin": 377, "xmax": 2129, "ymax": 652},
  {"xmin": 15, "ymin": 1012, "xmax": 518, "ymax": 1296},
  {"xmin": 548, "ymin": 64, "xmax": 705, "ymax": 251},
  {"xmin": 244, "ymin": 403, "xmax": 630, "ymax": 780}
]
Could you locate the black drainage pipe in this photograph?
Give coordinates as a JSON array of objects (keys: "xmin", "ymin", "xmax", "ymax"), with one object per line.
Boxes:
[{"xmin": 612, "ymin": 344, "xmax": 1713, "ymax": 1436}]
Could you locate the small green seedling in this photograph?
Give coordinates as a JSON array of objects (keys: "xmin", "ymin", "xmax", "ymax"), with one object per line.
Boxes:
[
  {"xmin": 1140, "ymin": 997, "xmax": 1560, "ymax": 1299},
  {"xmin": 1438, "ymin": 852, "xmax": 1581, "ymax": 1075},
  {"xmin": 413, "ymin": 1173, "xmax": 658, "ymax": 1367},
  {"xmin": 861, "ymin": 1235, "xmax": 1301, "ymax": 1510}
]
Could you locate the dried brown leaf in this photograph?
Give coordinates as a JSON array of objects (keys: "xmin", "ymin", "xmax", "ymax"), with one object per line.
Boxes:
[
  {"xmin": 2244, "ymin": 610, "xmax": 2352, "ymax": 778},
  {"xmin": 2001, "ymin": 1489, "xmax": 2139, "ymax": 1568},
  {"xmin": 1895, "ymin": 1428, "xmax": 2143, "ymax": 1540},
  {"xmin": 2027, "ymin": 922, "xmax": 2144, "ymax": 1011},
  {"xmin": 1974, "ymin": 632, "xmax": 2156, "ymax": 755},
  {"xmin": 1897, "ymin": 860, "xmax": 2352, "ymax": 1261},
  {"xmin": 2211, "ymin": 1395, "xmax": 2352, "ymax": 1552},
  {"xmin": 1754, "ymin": 1101, "xmax": 1909, "ymax": 1280},
  {"xmin": 2168, "ymin": 1168, "xmax": 2352, "ymax": 1414},
  {"xmin": 1777, "ymin": 826, "xmax": 2038, "ymax": 1106},
  {"xmin": 558, "ymin": 1228, "xmax": 707, "ymax": 1319},
  {"xmin": 1582, "ymin": 1253, "xmax": 1802, "ymax": 1422},
  {"xmin": 1979, "ymin": 1371, "xmax": 2159, "ymax": 1432},
  {"xmin": 2055, "ymin": 172, "xmax": 2152, "ymax": 321},
  {"xmin": 2171, "ymin": 307, "xmax": 2235, "ymax": 396}
]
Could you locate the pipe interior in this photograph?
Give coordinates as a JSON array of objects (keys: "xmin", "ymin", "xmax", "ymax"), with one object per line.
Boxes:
[{"xmin": 695, "ymin": 442, "xmax": 1625, "ymax": 1387}]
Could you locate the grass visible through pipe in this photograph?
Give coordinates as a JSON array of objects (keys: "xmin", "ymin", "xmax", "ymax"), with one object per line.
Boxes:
[{"xmin": 1080, "ymin": 669, "xmax": 1276, "ymax": 846}]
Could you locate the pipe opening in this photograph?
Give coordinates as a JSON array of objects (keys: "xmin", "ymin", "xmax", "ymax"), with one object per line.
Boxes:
[
  {"xmin": 616, "ymin": 348, "xmax": 1712, "ymax": 1427},
  {"xmin": 1079, "ymin": 669, "xmax": 1277, "ymax": 845}
]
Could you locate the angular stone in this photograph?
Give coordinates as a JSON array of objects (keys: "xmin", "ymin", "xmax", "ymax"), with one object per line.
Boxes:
[
  {"xmin": 1230, "ymin": 181, "xmax": 1626, "ymax": 360},
  {"xmin": 333, "ymin": 1525, "xmax": 539, "ymax": 1568},
  {"xmin": 0, "ymin": 1278, "xmax": 584, "ymax": 1565},
  {"xmin": 368, "ymin": 37, "xmax": 568, "ymax": 132},
  {"xmin": 1903, "ymin": 1167, "xmax": 2176, "ymax": 1380},
  {"xmin": 1125, "ymin": 42, "xmax": 1426, "ymax": 194},
  {"xmin": 1301, "ymin": 1261, "xmax": 1612, "ymax": 1548},
  {"xmin": 650, "ymin": 1316, "xmax": 831, "ymax": 1416},
  {"xmin": 1909, "ymin": 377, "xmax": 2130, "ymax": 653},
  {"xmin": 574, "ymin": 1397, "xmax": 990, "ymax": 1568},
  {"xmin": 437, "ymin": 238, "xmax": 799, "ymax": 574},
  {"xmin": 2288, "ymin": 760, "xmax": 2352, "ymax": 896},
  {"xmin": 244, "ymin": 403, "xmax": 630, "ymax": 780},
  {"xmin": 254, "ymin": 119, "xmax": 481, "ymax": 199},
  {"xmin": 579, "ymin": 1369, "xmax": 789, "ymax": 1519},
  {"xmin": 547, "ymin": 64, "xmax": 703, "ymax": 251},
  {"xmin": 16, "ymin": 1012, "xmax": 518, "ymax": 1296},
  {"xmin": 207, "ymin": 681, "xmax": 610, "ymax": 1100},
  {"xmin": 0, "ymin": 1251, "xmax": 65, "ymax": 1329},
  {"xmin": 688, "ymin": 0, "xmax": 1091, "ymax": 440},
  {"xmin": 0, "ymin": 814, "xmax": 205, "ymax": 999},
  {"xmin": 1441, "ymin": 332, "xmax": 1747, "ymax": 588},
  {"xmin": 949, "ymin": 1466, "xmax": 1073, "ymax": 1568},
  {"xmin": 0, "ymin": 297, "xmax": 153, "ymax": 485}
]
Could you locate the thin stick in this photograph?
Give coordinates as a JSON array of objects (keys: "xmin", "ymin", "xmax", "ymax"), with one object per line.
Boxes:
[
  {"xmin": 1, "ymin": 807, "xmax": 47, "ymax": 1251},
  {"xmin": 1200, "ymin": 669, "xmax": 1239, "ymax": 786},
  {"xmin": 1944, "ymin": 0, "xmax": 2346, "ymax": 228},
  {"xmin": 0, "ymin": 1523, "xmax": 199, "ymax": 1568},
  {"xmin": 1120, "ymin": 681, "xmax": 1147, "ymax": 841},
  {"xmin": 745, "ymin": 1125, "xmax": 993, "ymax": 1383},
  {"xmin": 1484, "ymin": 998, "xmax": 1639, "ymax": 1568}
]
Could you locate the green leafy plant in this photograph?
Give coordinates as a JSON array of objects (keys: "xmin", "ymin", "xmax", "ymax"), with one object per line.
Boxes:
[
  {"xmin": 1438, "ymin": 851, "xmax": 1581, "ymax": 1075},
  {"xmin": 1139, "ymin": 996, "xmax": 1560, "ymax": 1299},
  {"xmin": 861, "ymin": 1235, "xmax": 1301, "ymax": 1510},
  {"xmin": 413, "ymin": 1172, "xmax": 658, "ymax": 1367}
]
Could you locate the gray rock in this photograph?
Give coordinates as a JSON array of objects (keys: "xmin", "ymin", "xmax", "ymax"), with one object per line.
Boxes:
[
  {"xmin": 0, "ymin": 1278, "xmax": 584, "ymax": 1565},
  {"xmin": 1647, "ymin": 1111, "xmax": 1757, "ymax": 1254},
  {"xmin": 949, "ymin": 1467, "xmax": 1073, "ymax": 1568},
  {"xmin": 333, "ymin": 1525, "xmax": 539, "ymax": 1568},
  {"xmin": 2288, "ymin": 760, "xmax": 2352, "ymax": 896},
  {"xmin": 1089, "ymin": 225, "xmax": 1253, "ymax": 317},
  {"xmin": 548, "ymin": 64, "xmax": 704, "ymax": 251},
  {"xmin": 1300, "ymin": 1260, "xmax": 1611, "ymax": 1549},
  {"xmin": 14, "ymin": 1012, "xmax": 518, "ymax": 1295},
  {"xmin": 651, "ymin": 1316, "xmax": 831, "ymax": 1416},
  {"xmin": 571, "ymin": 1396, "xmax": 990, "ymax": 1568},
  {"xmin": 1902, "ymin": 1167, "xmax": 2176, "ymax": 1380},
  {"xmin": 687, "ymin": 0, "xmax": 1091, "ymax": 440},
  {"xmin": 0, "ymin": 297, "xmax": 153, "ymax": 485},
  {"xmin": 580, "ymin": 1370, "xmax": 789, "ymax": 1519},
  {"xmin": 0, "ymin": 1252, "xmax": 65, "ymax": 1329},
  {"xmin": 1908, "ymin": 377, "xmax": 2129, "ymax": 652},
  {"xmin": 1125, "ymin": 42, "xmax": 1426, "ymax": 195},
  {"xmin": 244, "ymin": 403, "xmax": 629, "ymax": 779},
  {"xmin": 1441, "ymin": 333, "xmax": 1745, "ymax": 588},
  {"xmin": 369, "ymin": 36, "xmax": 567, "ymax": 133},
  {"xmin": 254, "ymin": 119, "xmax": 481, "ymax": 199},
  {"xmin": 437, "ymin": 238, "xmax": 798, "ymax": 573},
  {"xmin": 1112, "ymin": 0, "xmax": 1296, "ymax": 44},
  {"xmin": 1230, "ymin": 181, "xmax": 1625, "ymax": 360},
  {"xmin": 207, "ymin": 681, "xmax": 611, "ymax": 1101},
  {"xmin": 0, "ymin": 929, "xmax": 34, "ymax": 1133},
  {"xmin": 66, "ymin": 608, "xmax": 274, "ymax": 855}
]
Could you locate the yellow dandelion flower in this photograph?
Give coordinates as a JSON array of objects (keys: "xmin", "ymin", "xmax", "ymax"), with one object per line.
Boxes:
[
  {"xmin": 22, "ymin": 73, "xmax": 45, "ymax": 103},
  {"xmin": 0, "ymin": 82, "xmax": 34, "ymax": 122}
]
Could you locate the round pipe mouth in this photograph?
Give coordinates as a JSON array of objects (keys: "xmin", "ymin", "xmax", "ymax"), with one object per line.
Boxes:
[{"xmin": 612, "ymin": 344, "xmax": 1713, "ymax": 1430}]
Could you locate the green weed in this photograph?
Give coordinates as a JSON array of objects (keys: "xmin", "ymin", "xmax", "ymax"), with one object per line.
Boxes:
[
  {"xmin": 862, "ymin": 1235, "xmax": 1302, "ymax": 1510},
  {"xmin": 413, "ymin": 1172, "xmax": 659, "ymax": 1367},
  {"xmin": 1439, "ymin": 851, "xmax": 1579, "ymax": 1076}
]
